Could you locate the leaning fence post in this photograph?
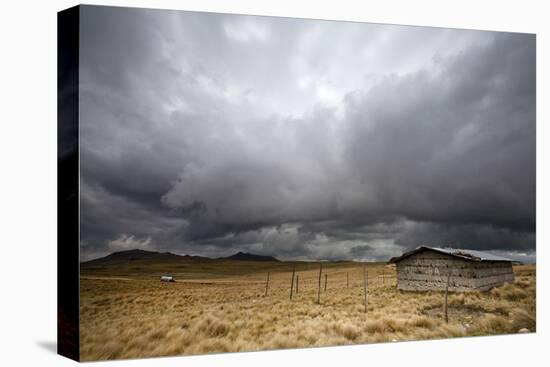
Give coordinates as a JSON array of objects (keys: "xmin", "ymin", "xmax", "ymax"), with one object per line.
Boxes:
[
  {"xmin": 265, "ymin": 271, "xmax": 270, "ymax": 296},
  {"xmin": 290, "ymin": 264, "xmax": 296, "ymax": 300},
  {"xmin": 444, "ymin": 268, "xmax": 450, "ymax": 323},
  {"xmin": 317, "ymin": 263, "xmax": 322, "ymax": 304}
]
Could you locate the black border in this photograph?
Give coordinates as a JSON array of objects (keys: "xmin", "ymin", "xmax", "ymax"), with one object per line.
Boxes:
[{"xmin": 57, "ymin": 5, "xmax": 80, "ymax": 362}]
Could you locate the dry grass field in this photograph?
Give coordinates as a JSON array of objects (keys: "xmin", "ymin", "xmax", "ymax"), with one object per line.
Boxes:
[{"xmin": 80, "ymin": 262, "xmax": 535, "ymax": 361}]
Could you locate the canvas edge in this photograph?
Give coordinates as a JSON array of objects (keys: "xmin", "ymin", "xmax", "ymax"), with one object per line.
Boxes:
[{"xmin": 57, "ymin": 4, "xmax": 81, "ymax": 362}]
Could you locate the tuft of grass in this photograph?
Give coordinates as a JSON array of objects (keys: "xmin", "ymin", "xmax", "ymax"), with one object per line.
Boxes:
[
  {"xmin": 408, "ymin": 316, "xmax": 435, "ymax": 329},
  {"xmin": 510, "ymin": 308, "xmax": 536, "ymax": 332},
  {"xmin": 333, "ymin": 322, "xmax": 361, "ymax": 340},
  {"xmin": 490, "ymin": 283, "xmax": 528, "ymax": 301},
  {"xmin": 194, "ymin": 316, "xmax": 231, "ymax": 337}
]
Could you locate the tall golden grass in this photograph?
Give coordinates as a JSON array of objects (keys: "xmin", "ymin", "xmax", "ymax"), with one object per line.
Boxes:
[{"xmin": 80, "ymin": 263, "xmax": 535, "ymax": 361}]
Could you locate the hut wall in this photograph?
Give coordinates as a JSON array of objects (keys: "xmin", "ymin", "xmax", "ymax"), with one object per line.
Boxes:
[{"xmin": 395, "ymin": 250, "xmax": 514, "ymax": 292}]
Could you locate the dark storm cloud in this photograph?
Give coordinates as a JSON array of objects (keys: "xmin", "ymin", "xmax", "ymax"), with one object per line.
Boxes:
[
  {"xmin": 78, "ymin": 5, "xmax": 535, "ymax": 261},
  {"xmin": 342, "ymin": 34, "xmax": 535, "ymax": 232}
]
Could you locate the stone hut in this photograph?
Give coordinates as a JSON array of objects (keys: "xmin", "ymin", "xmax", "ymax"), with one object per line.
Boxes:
[{"xmin": 389, "ymin": 246, "xmax": 515, "ymax": 292}]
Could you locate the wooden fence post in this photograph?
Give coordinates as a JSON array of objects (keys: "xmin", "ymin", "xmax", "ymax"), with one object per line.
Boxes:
[
  {"xmin": 444, "ymin": 269, "xmax": 450, "ymax": 323},
  {"xmin": 265, "ymin": 271, "xmax": 270, "ymax": 296},
  {"xmin": 363, "ymin": 266, "xmax": 368, "ymax": 313},
  {"xmin": 317, "ymin": 263, "xmax": 322, "ymax": 304},
  {"xmin": 296, "ymin": 274, "xmax": 299, "ymax": 293},
  {"xmin": 324, "ymin": 273, "xmax": 328, "ymax": 291},
  {"xmin": 290, "ymin": 264, "xmax": 296, "ymax": 300}
]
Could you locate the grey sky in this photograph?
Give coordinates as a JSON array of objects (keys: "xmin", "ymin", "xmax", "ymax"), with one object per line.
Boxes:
[{"xmin": 78, "ymin": 5, "xmax": 536, "ymax": 262}]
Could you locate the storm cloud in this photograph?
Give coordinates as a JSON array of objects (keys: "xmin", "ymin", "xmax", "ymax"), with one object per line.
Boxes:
[{"xmin": 78, "ymin": 6, "xmax": 535, "ymax": 262}]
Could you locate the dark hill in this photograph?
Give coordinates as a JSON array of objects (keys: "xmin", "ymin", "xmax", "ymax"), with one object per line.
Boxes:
[
  {"xmin": 81, "ymin": 249, "xmax": 280, "ymax": 271},
  {"xmin": 81, "ymin": 249, "xmax": 208, "ymax": 265},
  {"xmin": 223, "ymin": 251, "xmax": 279, "ymax": 262}
]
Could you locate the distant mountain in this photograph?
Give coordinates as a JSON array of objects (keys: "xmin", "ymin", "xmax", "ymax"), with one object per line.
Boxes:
[
  {"xmin": 223, "ymin": 251, "xmax": 279, "ymax": 262},
  {"xmin": 81, "ymin": 249, "xmax": 279, "ymax": 265},
  {"xmin": 81, "ymin": 249, "xmax": 209, "ymax": 265}
]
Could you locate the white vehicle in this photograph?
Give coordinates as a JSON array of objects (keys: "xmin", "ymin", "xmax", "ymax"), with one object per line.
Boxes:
[{"xmin": 160, "ymin": 275, "xmax": 175, "ymax": 282}]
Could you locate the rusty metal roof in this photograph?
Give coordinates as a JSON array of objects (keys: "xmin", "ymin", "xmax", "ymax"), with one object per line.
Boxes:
[{"xmin": 389, "ymin": 246, "xmax": 515, "ymax": 263}]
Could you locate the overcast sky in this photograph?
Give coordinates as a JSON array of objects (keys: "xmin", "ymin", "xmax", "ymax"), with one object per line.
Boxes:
[{"xmin": 78, "ymin": 6, "xmax": 536, "ymax": 262}]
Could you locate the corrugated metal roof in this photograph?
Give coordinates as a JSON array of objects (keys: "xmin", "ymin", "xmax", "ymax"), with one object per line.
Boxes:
[{"xmin": 389, "ymin": 246, "xmax": 515, "ymax": 263}]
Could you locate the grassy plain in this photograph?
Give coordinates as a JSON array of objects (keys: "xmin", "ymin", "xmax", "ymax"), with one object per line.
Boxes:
[{"xmin": 80, "ymin": 261, "xmax": 536, "ymax": 361}]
